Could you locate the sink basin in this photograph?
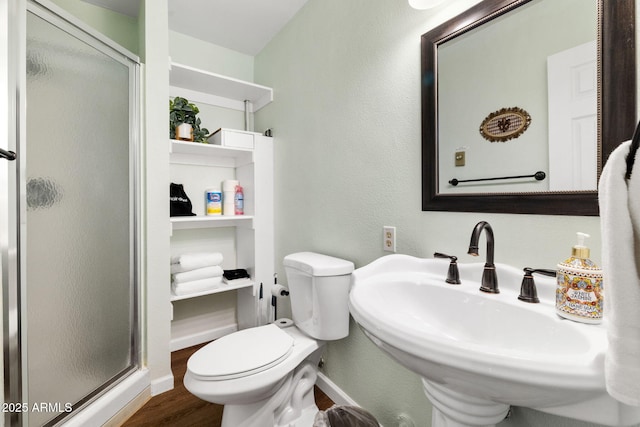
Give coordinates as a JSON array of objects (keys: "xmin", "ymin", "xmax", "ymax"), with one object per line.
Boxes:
[{"xmin": 349, "ymin": 254, "xmax": 640, "ymax": 427}]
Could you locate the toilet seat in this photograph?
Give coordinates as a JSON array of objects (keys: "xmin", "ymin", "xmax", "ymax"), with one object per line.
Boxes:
[{"xmin": 188, "ymin": 324, "xmax": 295, "ymax": 381}]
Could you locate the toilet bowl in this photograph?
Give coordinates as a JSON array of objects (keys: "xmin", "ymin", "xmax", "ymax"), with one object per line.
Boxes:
[{"xmin": 184, "ymin": 252, "xmax": 354, "ymax": 427}]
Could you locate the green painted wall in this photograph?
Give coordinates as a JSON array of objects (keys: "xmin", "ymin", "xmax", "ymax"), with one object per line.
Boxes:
[{"xmin": 169, "ymin": 30, "xmax": 253, "ymax": 82}]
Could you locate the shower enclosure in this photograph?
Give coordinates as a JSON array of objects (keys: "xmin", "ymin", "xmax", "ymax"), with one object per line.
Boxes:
[{"xmin": 2, "ymin": 1, "xmax": 141, "ymax": 425}]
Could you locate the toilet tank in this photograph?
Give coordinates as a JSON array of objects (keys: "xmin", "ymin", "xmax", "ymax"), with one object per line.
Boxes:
[{"xmin": 283, "ymin": 252, "xmax": 355, "ymax": 341}]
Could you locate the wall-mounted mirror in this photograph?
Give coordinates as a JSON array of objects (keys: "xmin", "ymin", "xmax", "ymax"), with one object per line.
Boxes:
[{"xmin": 421, "ymin": 0, "xmax": 636, "ymax": 215}]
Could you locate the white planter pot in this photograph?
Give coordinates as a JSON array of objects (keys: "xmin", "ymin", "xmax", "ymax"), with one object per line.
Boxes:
[{"xmin": 176, "ymin": 123, "xmax": 193, "ymax": 141}]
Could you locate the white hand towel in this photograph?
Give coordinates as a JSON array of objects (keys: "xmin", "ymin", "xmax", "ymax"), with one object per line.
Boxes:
[
  {"xmin": 171, "ymin": 276, "xmax": 223, "ymax": 296},
  {"xmin": 599, "ymin": 139, "xmax": 640, "ymax": 406},
  {"xmin": 172, "ymin": 265, "xmax": 224, "ymax": 284},
  {"xmin": 170, "ymin": 252, "xmax": 223, "ymax": 273}
]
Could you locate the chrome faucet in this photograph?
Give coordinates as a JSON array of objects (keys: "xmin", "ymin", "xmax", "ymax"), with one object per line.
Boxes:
[{"xmin": 467, "ymin": 221, "xmax": 498, "ymax": 293}]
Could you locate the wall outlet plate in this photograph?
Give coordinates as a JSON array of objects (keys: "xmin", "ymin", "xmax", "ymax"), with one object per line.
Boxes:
[
  {"xmin": 455, "ymin": 151, "xmax": 465, "ymax": 166},
  {"xmin": 383, "ymin": 226, "xmax": 396, "ymax": 252}
]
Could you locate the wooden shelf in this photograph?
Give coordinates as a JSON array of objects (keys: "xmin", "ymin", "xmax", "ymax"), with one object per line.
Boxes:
[
  {"xmin": 171, "ymin": 280, "xmax": 255, "ymax": 302},
  {"xmin": 169, "ymin": 62, "xmax": 273, "ymax": 112},
  {"xmin": 171, "ymin": 215, "xmax": 253, "ymax": 231}
]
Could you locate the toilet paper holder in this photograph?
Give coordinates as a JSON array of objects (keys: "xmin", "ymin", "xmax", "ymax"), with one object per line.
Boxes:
[{"xmin": 271, "ymin": 274, "xmax": 290, "ymax": 322}]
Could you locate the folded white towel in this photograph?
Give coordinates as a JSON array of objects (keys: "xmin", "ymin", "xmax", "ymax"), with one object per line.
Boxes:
[
  {"xmin": 599, "ymin": 139, "xmax": 640, "ymax": 406},
  {"xmin": 172, "ymin": 265, "xmax": 224, "ymax": 284},
  {"xmin": 170, "ymin": 252, "xmax": 223, "ymax": 273},
  {"xmin": 171, "ymin": 276, "xmax": 223, "ymax": 296}
]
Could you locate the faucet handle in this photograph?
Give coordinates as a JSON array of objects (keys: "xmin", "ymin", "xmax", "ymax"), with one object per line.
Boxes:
[
  {"xmin": 518, "ymin": 268, "xmax": 557, "ymax": 303},
  {"xmin": 434, "ymin": 252, "xmax": 461, "ymax": 284}
]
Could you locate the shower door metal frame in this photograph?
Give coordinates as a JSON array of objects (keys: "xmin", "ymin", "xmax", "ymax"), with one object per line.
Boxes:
[
  {"xmin": 2, "ymin": 1, "xmax": 26, "ymax": 426},
  {"xmin": 0, "ymin": 0, "xmax": 24, "ymax": 426},
  {"xmin": 2, "ymin": 1, "xmax": 142, "ymax": 425}
]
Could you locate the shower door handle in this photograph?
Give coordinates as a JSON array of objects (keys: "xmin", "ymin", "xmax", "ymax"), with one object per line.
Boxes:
[{"xmin": 0, "ymin": 148, "xmax": 16, "ymax": 161}]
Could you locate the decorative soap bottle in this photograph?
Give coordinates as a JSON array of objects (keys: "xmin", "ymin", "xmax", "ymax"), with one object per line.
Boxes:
[{"xmin": 556, "ymin": 232, "xmax": 603, "ymax": 324}]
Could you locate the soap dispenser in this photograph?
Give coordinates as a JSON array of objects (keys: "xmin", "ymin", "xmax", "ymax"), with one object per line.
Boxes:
[{"xmin": 556, "ymin": 232, "xmax": 603, "ymax": 324}]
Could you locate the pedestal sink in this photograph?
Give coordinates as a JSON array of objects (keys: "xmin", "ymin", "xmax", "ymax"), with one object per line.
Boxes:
[{"xmin": 348, "ymin": 254, "xmax": 640, "ymax": 427}]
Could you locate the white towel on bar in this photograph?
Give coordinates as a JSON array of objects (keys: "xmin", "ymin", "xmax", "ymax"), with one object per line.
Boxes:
[
  {"xmin": 172, "ymin": 265, "xmax": 224, "ymax": 284},
  {"xmin": 171, "ymin": 276, "xmax": 223, "ymax": 296},
  {"xmin": 170, "ymin": 252, "xmax": 223, "ymax": 273},
  {"xmin": 599, "ymin": 139, "xmax": 640, "ymax": 406}
]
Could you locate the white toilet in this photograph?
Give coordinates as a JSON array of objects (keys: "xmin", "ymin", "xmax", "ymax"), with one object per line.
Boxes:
[{"xmin": 184, "ymin": 252, "xmax": 355, "ymax": 427}]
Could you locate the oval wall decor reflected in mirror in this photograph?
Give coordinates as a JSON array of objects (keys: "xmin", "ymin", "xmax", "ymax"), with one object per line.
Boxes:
[{"xmin": 479, "ymin": 107, "xmax": 531, "ymax": 142}]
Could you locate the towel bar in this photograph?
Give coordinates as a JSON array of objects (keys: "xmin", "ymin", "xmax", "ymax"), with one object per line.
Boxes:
[{"xmin": 449, "ymin": 171, "xmax": 546, "ymax": 187}]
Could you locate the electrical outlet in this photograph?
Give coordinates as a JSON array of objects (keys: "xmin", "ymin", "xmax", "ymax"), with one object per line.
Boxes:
[
  {"xmin": 383, "ymin": 226, "xmax": 396, "ymax": 252},
  {"xmin": 455, "ymin": 151, "xmax": 465, "ymax": 166}
]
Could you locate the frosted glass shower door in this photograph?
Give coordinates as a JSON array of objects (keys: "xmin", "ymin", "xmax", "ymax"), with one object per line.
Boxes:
[{"xmin": 24, "ymin": 7, "xmax": 138, "ymax": 426}]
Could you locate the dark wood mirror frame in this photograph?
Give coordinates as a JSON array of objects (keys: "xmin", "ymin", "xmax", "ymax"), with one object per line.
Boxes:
[{"xmin": 421, "ymin": 0, "xmax": 636, "ymax": 216}]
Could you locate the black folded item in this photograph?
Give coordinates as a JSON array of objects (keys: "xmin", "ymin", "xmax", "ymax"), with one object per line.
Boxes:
[
  {"xmin": 170, "ymin": 183, "xmax": 196, "ymax": 217},
  {"xmin": 223, "ymin": 269, "xmax": 250, "ymax": 280}
]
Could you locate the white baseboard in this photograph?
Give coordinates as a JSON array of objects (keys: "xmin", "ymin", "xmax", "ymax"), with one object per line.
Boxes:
[
  {"xmin": 150, "ymin": 373, "xmax": 174, "ymax": 396},
  {"xmin": 316, "ymin": 372, "xmax": 359, "ymax": 407},
  {"xmin": 170, "ymin": 324, "xmax": 237, "ymax": 351}
]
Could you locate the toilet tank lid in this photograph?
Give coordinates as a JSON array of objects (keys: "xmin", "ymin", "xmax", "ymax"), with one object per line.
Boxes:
[{"xmin": 284, "ymin": 252, "xmax": 354, "ymax": 276}]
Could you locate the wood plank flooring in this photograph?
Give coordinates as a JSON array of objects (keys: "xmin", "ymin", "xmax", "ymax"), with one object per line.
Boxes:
[{"xmin": 122, "ymin": 343, "xmax": 334, "ymax": 426}]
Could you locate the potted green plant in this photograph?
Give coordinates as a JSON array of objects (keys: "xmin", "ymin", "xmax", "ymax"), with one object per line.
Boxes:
[{"xmin": 169, "ymin": 97, "xmax": 210, "ymax": 142}]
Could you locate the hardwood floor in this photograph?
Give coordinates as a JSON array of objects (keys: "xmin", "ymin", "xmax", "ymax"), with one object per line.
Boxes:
[{"xmin": 122, "ymin": 343, "xmax": 334, "ymax": 426}]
